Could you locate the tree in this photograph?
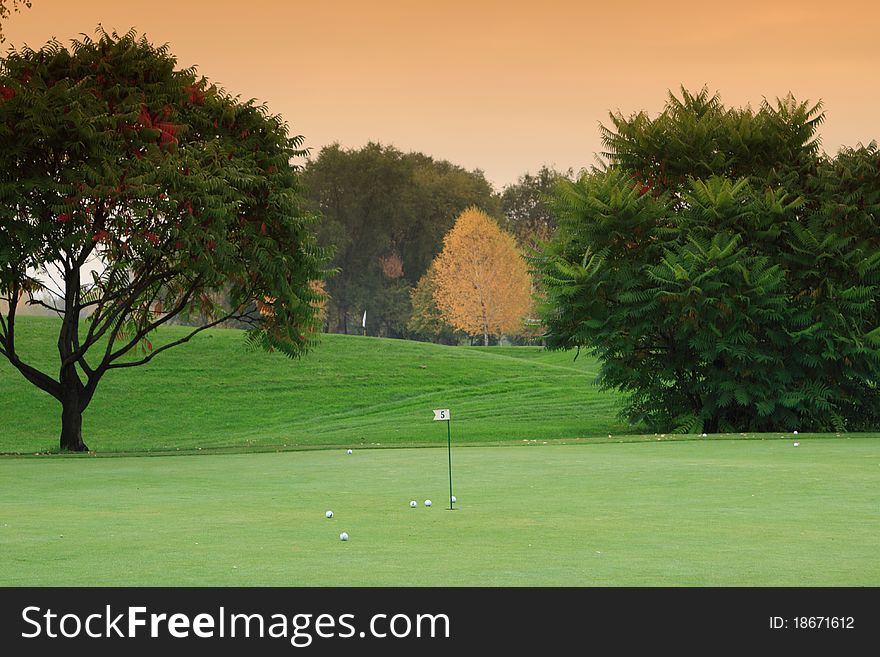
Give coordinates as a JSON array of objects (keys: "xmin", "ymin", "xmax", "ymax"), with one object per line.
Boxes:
[
  {"xmin": 500, "ymin": 165, "xmax": 574, "ymax": 250},
  {"xmin": 499, "ymin": 165, "xmax": 576, "ymax": 344},
  {"xmin": 0, "ymin": 0, "xmax": 31, "ymax": 43},
  {"xmin": 431, "ymin": 207, "xmax": 532, "ymax": 346},
  {"xmin": 301, "ymin": 143, "xmax": 499, "ymax": 337},
  {"xmin": 0, "ymin": 29, "xmax": 328, "ymax": 451},
  {"xmin": 407, "ymin": 263, "xmax": 462, "ymax": 344},
  {"xmin": 600, "ymin": 86, "xmax": 823, "ymax": 199},
  {"xmin": 537, "ymin": 87, "xmax": 880, "ymax": 433}
]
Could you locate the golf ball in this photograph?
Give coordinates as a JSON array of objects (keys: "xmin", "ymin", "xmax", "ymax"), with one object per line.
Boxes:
[
  {"xmin": 339, "ymin": 532, "xmax": 348, "ymax": 541},
  {"xmin": 793, "ymin": 431, "xmax": 798, "ymax": 435},
  {"xmin": 409, "ymin": 500, "xmax": 417, "ymax": 508},
  {"xmin": 451, "ymin": 495, "xmax": 457, "ymax": 503},
  {"xmin": 424, "ymin": 499, "xmax": 432, "ymax": 507},
  {"xmin": 793, "ymin": 442, "xmax": 799, "ymax": 447},
  {"xmin": 701, "ymin": 433, "xmax": 708, "ymax": 438},
  {"xmin": 347, "ymin": 449, "xmax": 353, "ymax": 454},
  {"xmin": 325, "ymin": 510, "xmax": 333, "ymax": 518}
]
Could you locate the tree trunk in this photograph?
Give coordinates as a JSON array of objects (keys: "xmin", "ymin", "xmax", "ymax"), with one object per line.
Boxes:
[
  {"xmin": 703, "ymin": 415, "xmax": 719, "ymax": 435},
  {"xmin": 479, "ymin": 293, "xmax": 489, "ymax": 346},
  {"xmin": 59, "ymin": 389, "xmax": 89, "ymax": 452}
]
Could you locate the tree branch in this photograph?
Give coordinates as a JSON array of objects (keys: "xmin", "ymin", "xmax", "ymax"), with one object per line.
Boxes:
[
  {"xmin": 5, "ymin": 352, "xmax": 62, "ymax": 400},
  {"xmin": 0, "ymin": 284, "xmax": 62, "ymax": 400},
  {"xmin": 24, "ymin": 296, "xmax": 64, "ymax": 317},
  {"xmin": 70, "ymin": 264, "xmax": 176, "ymax": 366},
  {"xmin": 100, "ymin": 277, "xmax": 201, "ymax": 366},
  {"xmin": 104, "ymin": 307, "xmax": 250, "ymax": 371},
  {"xmin": 0, "ymin": 302, "xmax": 8, "ymax": 339}
]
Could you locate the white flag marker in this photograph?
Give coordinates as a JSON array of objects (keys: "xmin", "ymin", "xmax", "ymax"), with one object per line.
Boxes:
[{"xmin": 433, "ymin": 409, "xmax": 450, "ymax": 421}]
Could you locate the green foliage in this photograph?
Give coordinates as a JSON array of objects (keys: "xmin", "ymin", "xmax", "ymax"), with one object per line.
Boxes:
[
  {"xmin": 301, "ymin": 143, "xmax": 499, "ymax": 337},
  {"xmin": 539, "ymin": 89, "xmax": 880, "ymax": 432},
  {"xmin": 500, "ymin": 165, "xmax": 575, "ymax": 250},
  {"xmin": 601, "ymin": 86, "xmax": 824, "ymax": 197},
  {"xmin": 407, "ymin": 264, "xmax": 463, "ymax": 344},
  {"xmin": 0, "ymin": 29, "xmax": 329, "ymax": 447}
]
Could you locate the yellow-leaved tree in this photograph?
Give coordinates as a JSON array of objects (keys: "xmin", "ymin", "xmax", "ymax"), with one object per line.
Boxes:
[{"xmin": 431, "ymin": 207, "xmax": 532, "ymax": 346}]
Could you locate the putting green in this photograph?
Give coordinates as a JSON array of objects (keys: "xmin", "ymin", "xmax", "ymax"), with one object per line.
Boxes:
[{"xmin": 1, "ymin": 438, "xmax": 877, "ymax": 586}]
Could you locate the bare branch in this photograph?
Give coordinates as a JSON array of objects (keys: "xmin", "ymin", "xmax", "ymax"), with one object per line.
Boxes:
[
  {"xmin": 0, "ymin": 282, "xmax": 61, "ymax": 399},
  {"xmin": 104, "ymin": 309, "xmax": 251, "ymax": 371},
  {"xmin": 102, "ymin": 283, "xmax": 191, "ymax": 365},
  {"xmin": 39, "ymin": 262, "xmax": 67, "ymax": 299},
  {"xmin": 24, "ymin": 296, "xmax": 65, "ymax": 317},
  {"xmin": 73, "ymin": 263, "xmax": 176, "ymax": 364},
  {"xmin": 5, "ymin": 353, "xmax": 62, "ymax": 400}
]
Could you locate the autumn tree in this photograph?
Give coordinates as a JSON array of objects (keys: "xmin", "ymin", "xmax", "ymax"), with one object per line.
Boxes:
[
  {"xmin": 430, "ymin": 207, "xmax": 532, "ymax": 346},
  {"xmin": 0, "ymin": 29, "xmax": 328, "ymax": 451}
]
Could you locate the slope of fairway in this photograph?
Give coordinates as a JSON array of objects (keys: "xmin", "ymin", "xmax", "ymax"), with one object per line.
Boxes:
[
  {"xmin": 1, "ymin": 439, "xmax": 878, "ymax": 586},
  {"xmin": 0, "ymin": 317, "xmax": 627, "ymax": 453}
]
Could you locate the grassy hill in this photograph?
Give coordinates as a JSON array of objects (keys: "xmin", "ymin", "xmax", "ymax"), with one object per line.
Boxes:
[{"xmin": 0, "ymin": 317, "xmax": 628, "ymax": 453}]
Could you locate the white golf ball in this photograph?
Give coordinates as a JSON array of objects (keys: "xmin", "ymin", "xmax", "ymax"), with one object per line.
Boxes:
[
  {"xmin": 701, "ymin": 433, "xmax": 707, "ymax": 438},
  {"xmin": 409, "ymin": 500, "xmax": 417, "ymax": 508},
  {"xmin": 793, "ymin": 442, "xmax": 799, "ymax": 447},
  {"xmin": 451, "ymin": 495, "xmax": 457, "ymax": 503},
  {"xmin": 325, "ymin": 510, "xmax": 333, "ymax": 518},
  {"xmin": 347, "ymin": 449, "xmax": 353, "ymax": 454},
  {"xmin": 424, "ymin": 499, "xmax": 432, "ymax": 507},
  {"xmin": 339, "ymin": 532, "xmax": 348, "ymax": 541},
  {"xmin": 793, "ymin": 431, "xmax": 798, "ymax": 435}
]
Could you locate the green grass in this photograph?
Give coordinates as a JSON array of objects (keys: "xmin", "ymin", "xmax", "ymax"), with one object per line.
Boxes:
[
  {"xmin": 3, "ymin": 317, "xmax": 878, "ymax": 587},
  {"xmin": 1, "ymin": 438, "xmax": 878, "ymax": 586},
  {"xmin": 0, "ymin": 317, "xmax": 627, "ymax": 453}
]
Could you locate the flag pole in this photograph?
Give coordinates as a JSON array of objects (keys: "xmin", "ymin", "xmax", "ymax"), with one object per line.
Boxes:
[
  {"xmin": 447, "ymin": 418, "xmax": 454, "ymax": 510},
  {"xmin": 433, "ymin": 409, "xmax": 455, "ymax": 510}
]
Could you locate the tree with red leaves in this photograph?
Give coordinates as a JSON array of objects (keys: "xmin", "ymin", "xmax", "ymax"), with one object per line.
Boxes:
[{"xmin": 0, "ymin": 28, "xmax": 329, "ymax": 450}]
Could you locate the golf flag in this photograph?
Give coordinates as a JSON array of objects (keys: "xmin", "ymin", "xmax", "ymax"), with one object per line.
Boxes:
[{"xmin": 433, "ymin": 409, "xmax": 450, "ymax": 421}]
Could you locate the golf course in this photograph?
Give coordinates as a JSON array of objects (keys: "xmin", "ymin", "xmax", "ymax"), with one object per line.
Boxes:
[{"xmin": 1, "ymin": 318, "xmax": 878, "ymax": 586}]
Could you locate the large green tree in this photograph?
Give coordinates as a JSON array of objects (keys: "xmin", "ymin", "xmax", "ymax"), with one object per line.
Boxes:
[
  {"xmin": 0, "ymin": 29, "xmax": 328, "ymax": 451},
  {"xmin": 301, "ymin": 143, "xmax": 499, "ymax": 337},
  {"xmin": 538, "ymin": 87, "xmax": 880, "ymax": 433}
]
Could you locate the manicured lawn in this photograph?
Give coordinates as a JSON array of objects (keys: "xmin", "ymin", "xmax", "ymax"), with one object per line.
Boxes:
[
  {"xmin": 0, "ymin": 317, "xmax": 626, "ymax": 454},
  {"xmin": 2, "ymin": 437, "xmax": 877, "ymax": 586}
]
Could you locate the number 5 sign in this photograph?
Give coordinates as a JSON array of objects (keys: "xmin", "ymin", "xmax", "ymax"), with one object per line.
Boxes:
[{"xmin": 432, "ymin": 408, "xmax": 455, "ymax": 509}]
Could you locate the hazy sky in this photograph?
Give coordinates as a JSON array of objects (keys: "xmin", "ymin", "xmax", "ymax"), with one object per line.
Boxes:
[{"xmin": 3, "ymin": 0, "xmax": 878, "ymax": 189}]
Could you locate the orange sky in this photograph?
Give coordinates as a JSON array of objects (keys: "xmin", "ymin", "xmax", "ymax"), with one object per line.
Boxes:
[{"xmin": 3, "ymin": 0, "xmax": 878, "ymax": 189}]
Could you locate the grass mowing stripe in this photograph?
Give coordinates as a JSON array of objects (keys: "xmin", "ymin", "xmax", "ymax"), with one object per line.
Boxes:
[{"xmin": 0, "ymin": 317, "xmax": 626, "ymax": 453}]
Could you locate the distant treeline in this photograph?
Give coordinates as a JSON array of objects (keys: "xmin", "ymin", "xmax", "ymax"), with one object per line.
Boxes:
[{"xmin": 301, "ymin": 142, "xmax": 572, "ymax": 342}]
